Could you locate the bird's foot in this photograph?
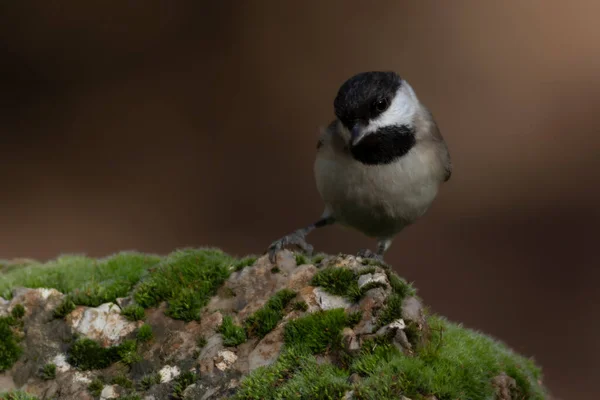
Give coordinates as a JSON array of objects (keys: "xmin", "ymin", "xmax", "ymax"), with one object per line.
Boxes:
[
  {"xmin": 356, "ymin": 248, "xmax": 389, "ymax": 267},
  {"xmin": 267, "ymin": 232, "xmax": 314, "ymax": 264}
]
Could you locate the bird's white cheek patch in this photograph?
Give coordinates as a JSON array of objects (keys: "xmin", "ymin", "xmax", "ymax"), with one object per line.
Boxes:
[{"xmin": 366, "ymin": 89, "xmax": 418, "ymax": 133}]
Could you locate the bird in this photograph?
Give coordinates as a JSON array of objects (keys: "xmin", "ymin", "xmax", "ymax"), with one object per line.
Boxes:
[{"xmin": 267, "ymin": 71, "xmax": 452, "ymax": 264}]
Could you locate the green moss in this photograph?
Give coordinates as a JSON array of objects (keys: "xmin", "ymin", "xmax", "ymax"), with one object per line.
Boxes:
[
  {"xmin": 294, "ymin": 253, "xmax": 309, "ymax": 266},
  {"xmin": 311, "ymin": 266, "xmax": 386, "ymax": 302},
  {"xmin": 346, "ymin": 311, "xmax": 362, "ymax": 327},
  {"xmin": 351, "ymin": 316, "xmax": 545, "ymax": 400},
  {"xmin": 10, "ymin": 304, "xmax": 25, "ymax": 319},
  {"xmin": 116, "ymin": 340, "xmax": 142, "ymax": 365},
  {"xmin": 357, "ymin": 266, "xmax": 377, "ymax": 275},
  {"xmin": 68, "ymin": 338, "xmax": 139, "ymax": 370},
  {"xmin": 219, "ymin": 316, "xmax": 247, "ymax": 346},
  {"xmin": 119, "ymin": 395, "xmax": 141, "ymax": 400},
  {"xmin": 386, "ymin": 272, "xmax": 415, "ymax": 298},
  {"xmin": 197, "ymin": 336, "xmax": 207, "ymax": 348},
  {"xmin": 233, "ymin": 346, "xmax": 351, "ymax": 400},
  {"xmin": 283, "ymin": 308, "xmax": 356, "ymax": 354},
  {"xmin": 139, "ymin": 372, "xmax": 161, "ymax": 390},
  {"xmin": 275, "ymin": 357, "xmax": 350, "ymax": 399},
  {"xmin": 88, "ymin": 377, "xmax": 104, "ymax": 396},
  {"xmin": 121, "ymin": 304, "xmax": 145, "ymax": 321},
  {"xmin": 233, "ymin": 256, "xmax": 258, "ymax": 271},
  {"xmin": 68, "ymin": 338, "xmax": 116, "ymax": 370},
  {"xmin": 40, "ymin": 363, "xmax": 56, "ymax": 380},
  {"xmin": 231, "ymin": 346, "xmax": 310, "ymax": 399},
  {"xmin": 0, "ymin": 252, "xmax": 162, "ymax": 306},
  {"xmin": 133, "ymin": 248, "xmax": 234, "ymax": 322},
  {"xmin": 360, "ymin": 258, "xmax": 387, "ymax": 267},
  {"xmin": 291, "ymin": 301, "xmax": 308, "ymax": 312},
  {"xmin": 245, "ymin": 289, "xmax": 296, "ymax": 338},
  {"xmin": 311, "ymin": 253, "xmax": 326, "ymax": 264},
  {"xmin": 0, "ymin": 391, "xmax": 39, "ymax": 400},
  {"xmin": 136, "ymin": 324, "xmax": 153, "ymax": 342},
  {"xmin": 172, "ymin": 371, "xmax": 197, "ymax": 398},
  {"xmin": 270, "ymin": 266, "xmax": 280, "ymax": 273},
  {"xmin": 376, "ymin": 293, "xmax": 404, "ymax": 329},
  {"xmin": 111, "ymin": 374, "xmax": 134, "ymax": 388},
  {"xmin": 311, "ymin": 267, "xmax": 358, "ymax": 298},
  {"xmin": 0, "ymin": 316, "xmax": 22, "ymax": 372},
  {"xmin": 53, "ymin": 297, "xmax": 76, "ymax": 319},
  {"xmin": 235, "ymin": 306, "xmax": 546, "ymax": 399}
]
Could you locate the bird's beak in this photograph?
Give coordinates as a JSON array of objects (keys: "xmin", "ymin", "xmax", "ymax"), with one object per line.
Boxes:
[{"xmin": 351, "ymin": 123, "xmax": 366, "ymax": 146}]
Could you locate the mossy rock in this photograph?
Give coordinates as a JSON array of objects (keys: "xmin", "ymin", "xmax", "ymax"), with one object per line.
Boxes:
[{"xmin": 0, "ymin": 249, "xmax": 549, "ymax": 399}]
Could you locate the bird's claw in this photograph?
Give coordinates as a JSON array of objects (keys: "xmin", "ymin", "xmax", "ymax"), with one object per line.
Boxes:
[{"xmin": 267, "ymin": 232, "xmax": 314, "ymax": 264}]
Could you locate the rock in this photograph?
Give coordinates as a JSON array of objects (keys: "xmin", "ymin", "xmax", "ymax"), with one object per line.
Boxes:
[
  {"xmin": 115, "ymin": 296, "xmax": 135, "ymax": 309},
  {"xmin": 214, "ymin": 350, "xmax": 237, "ymax": 371},
  {"xmin": 67, "ymin": 302, "xmax": 143, "ymax": 346},
  {"xmin": 362, "ymin": 286, "xmax": 388, "ymax": 305},
  {"xmin": 348, "ymin": 373, "xmax": 361, "ymax": 384},
  {"xmin": 357, "ymin": 272, "xmax": 388, "ymax": 289},
  {"xmin": 287, "ymin": 264, "xmax": 318, "ymax": 291},
  {"xmin": 198, "ymin": 335, "xmax": 224, "ymax": 376},
  {"xmin": 313, "ymin": 287, "xmax": 353, "ymax": 310},
  {"xmin": 182, "ymin": 383, "xmax": 196, "ymax": 398},
  {"xmin": 342, "ymin": 328, "xmax": 360, "ymax": 352},
  {"xmin": 401, "ymin": 296, "xmax": 426, "ymax": 326},
  {"xmin": 212, "ymin": 252, "xmax": 299, "ymax": 320},
  {"xmin": 352, "ymin": 296, "xmax": 378, "ymax": 335},
  {"xmin": 159, "ymin": 365, "xmax": 181, "ymax": 383},
  {"xmin": 8, "ymin": 288, "xmax": 64, "ymax": 319},
  {"xmin": 199, "ymin": 311, "xmax": 224, "ymax": 338},
  {"xmin": 492, "ymin": 373, "xmax": 517, "ymax": 400},
  {"xmin": 0, "ymin": 297, "xmax": 10, "ymax": 317},
  {"xmin": 297, "ymin": 286, "xmax": 320, "ymax": 313},
  {"xmin": 394, "ymin": 329, "xmax": 412, "ymax": 352},
  {"xmin": 376, "ymin": 319, "xmax": 412, "ymax": 352},
  {"xmin": 376, "ymin": 319, "xmax": 406, "ymax": 336},
  {"xmin": 325, "ymin": 255, "xmax": 363, "ymax": 272},
  {"xmin": 342, "ymin": 390, "xmax": 355, "ymax": 399},
  {"xmin": 72, "ymin": 371, "xmax": 93, "ymax": 384},
  {"xmin": 0, "ymin": 374, "xmax": 16, "ymax": 390},
  {"xmin": 100, "ymin": 385, "xmax": 118, "ymax": 400},
  {"xmin": 52, "ymin": 353, "xmax": 72, "ymax": 373},
  {"xmin": 248, "ymin": 324, "xmax": 285, "ymax": 371}
]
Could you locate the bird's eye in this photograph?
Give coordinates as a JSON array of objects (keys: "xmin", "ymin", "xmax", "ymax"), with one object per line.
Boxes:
[{"xmin": 373, "ymin": 98, "xmax": 389, "ymax": 112}]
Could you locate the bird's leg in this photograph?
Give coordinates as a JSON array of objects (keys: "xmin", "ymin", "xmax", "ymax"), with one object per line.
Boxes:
[
  {"xmin": 357, "ymin": 237, "xmax": 392, "ymax": 266},
  {"xmin": 267, "ymin": 216, "xmax": 335, "ymax": 263}
]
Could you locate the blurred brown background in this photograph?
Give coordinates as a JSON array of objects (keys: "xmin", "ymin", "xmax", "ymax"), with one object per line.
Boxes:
[{"xmin": 1, "ymin": 1, "xmax": 598, "ymax": 397}]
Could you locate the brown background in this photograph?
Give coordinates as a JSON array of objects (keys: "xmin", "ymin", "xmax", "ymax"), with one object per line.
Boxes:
[{"xmin": 1, "ymin": 1, "xmax": 598, "ymax": 398}]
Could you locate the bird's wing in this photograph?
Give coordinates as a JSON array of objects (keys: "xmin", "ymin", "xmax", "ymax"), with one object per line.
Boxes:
[
  {"xmin": 420, "ymin": 109, "xmax": 452, "ymax": 182},
  {"xmin": 432, "ymin": 122, "xmax": 452, "ymax": 182}
]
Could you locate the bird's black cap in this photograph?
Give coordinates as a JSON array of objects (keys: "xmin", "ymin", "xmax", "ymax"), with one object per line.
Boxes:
[{"xmin": 333, "ymin": 71, "xmax": 402, "ymax": 129}]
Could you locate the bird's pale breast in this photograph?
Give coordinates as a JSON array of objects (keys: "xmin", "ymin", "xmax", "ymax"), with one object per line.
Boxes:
[{"xmin": 314, "ymin": 144, "xmax": 441, "ymax": 238}]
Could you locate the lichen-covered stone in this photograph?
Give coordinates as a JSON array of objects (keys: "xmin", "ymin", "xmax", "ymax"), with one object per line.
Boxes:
[
  {"xmin": 67, "ymin": 302, "xmax": 143, "ymax": 346},
  {"xmin": 214, "ymin": 350, "xmax": 237, "ymax": 371}
]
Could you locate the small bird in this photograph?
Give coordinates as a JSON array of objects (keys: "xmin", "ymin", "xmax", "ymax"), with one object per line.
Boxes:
[{"xmin": 267, "ymin": 71, "xmax": 452, "ymax": 263}]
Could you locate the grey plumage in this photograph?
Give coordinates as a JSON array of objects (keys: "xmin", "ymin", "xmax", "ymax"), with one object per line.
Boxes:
[{"xmin": 268, "ymin": 71, "xmax": 451, "ymax": 263}]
